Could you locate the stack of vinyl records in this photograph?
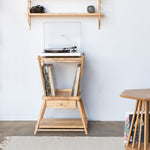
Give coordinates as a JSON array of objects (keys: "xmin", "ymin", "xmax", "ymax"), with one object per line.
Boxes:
[{"xmin": 42, "ymin": 64, "xmax": 81, "ymax": 96}]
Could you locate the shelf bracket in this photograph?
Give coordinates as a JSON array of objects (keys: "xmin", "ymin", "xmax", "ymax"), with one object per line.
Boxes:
[
  {"xmin": 27, "ymin": 14, "xmax": 31, "ymax": 30},
  {"xmin": 27, "ymin": 0, "xmax": 31, "ymax": 30},
  {"xmin": 98, "ymin": 0, "xmax": 101, "ymax": 29}
]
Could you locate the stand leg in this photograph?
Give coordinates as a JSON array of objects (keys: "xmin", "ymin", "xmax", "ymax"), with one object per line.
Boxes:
[
  {"xmin": 126, "ymin": 100, "xmax": 139, "ymax": 147},
  {"xmin": 77, "ymin": 101, "xmax": 88, "ymax": 135},
  {"xmin": 34, "ymin": 101, "xmax": 46, "ymax": 135},
  {"xmin": 80, "ymin": 99, "xmax": 87, "ymax": 122}
]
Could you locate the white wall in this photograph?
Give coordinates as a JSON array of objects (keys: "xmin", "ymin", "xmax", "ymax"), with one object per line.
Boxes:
[{"xmin": 1, "ymin": 0, "xmax": 150, "ymax": 121}]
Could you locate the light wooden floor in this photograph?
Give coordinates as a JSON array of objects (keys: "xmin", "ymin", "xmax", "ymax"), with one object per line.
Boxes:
[{"xmin": 0, "ymin": 121, "xmax": 124, "ymax": 143}]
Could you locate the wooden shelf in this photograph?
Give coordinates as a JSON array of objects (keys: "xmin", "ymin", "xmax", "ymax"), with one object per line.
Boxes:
[
  {"xmin": 26, "ymin": 0, "xmax": 103, "ymax": 30},
  {"xmin": 26, "ymin": 13, "xmax": 104, "ymax": 16},
  {"xmin": 39, "ymin": 118, "xmax": 88, "ymax": 129},
  {"xmin": 125, "ymin": 143, "xmax": 150, "ymax": 150},
  {"xmin": 42, "ymin": 89, "xmax": 80, "ymax": 101}
]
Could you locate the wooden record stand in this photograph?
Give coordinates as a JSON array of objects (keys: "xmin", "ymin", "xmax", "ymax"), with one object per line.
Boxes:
[{"xmin": 34, "ymin": 53, "xmax": 88, "ymax": 135}]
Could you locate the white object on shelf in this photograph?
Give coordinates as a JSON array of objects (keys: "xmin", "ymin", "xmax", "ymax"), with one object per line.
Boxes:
[
  {"xmin": 44, "ymin": 22, "xmax": 81, "ymax": 50},
  {"xmin": 39, "ymin": 52, "xmax": 81, "ymax": 57}
]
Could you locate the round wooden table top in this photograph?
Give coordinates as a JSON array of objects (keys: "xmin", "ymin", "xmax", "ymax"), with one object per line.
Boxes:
[{"xmin": 120, "ymin": 89, "xmax": 150, "ymax": 101}]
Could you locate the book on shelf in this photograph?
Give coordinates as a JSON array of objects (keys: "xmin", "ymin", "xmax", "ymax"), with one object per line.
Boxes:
[
  {"xmin": 71, "ymin": 64, "xmax": 81, "ymax": 96},
  {"xmin": 124, "ymin": 112, "xmax": 150, "ymax": 143},
  {"xmin": 42, "ymin": 64, "xmax": 56, "ymax": 96}
]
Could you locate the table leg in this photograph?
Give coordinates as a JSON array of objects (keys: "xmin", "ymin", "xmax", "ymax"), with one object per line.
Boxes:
[
  {"xmin": 126, "ymin": 100, "xmax": 139, "ymax": 147},
  {"xmin": 147, "ymin": 101, "xmax": 149, "ymax": 144},
  {"xmin": 132, "ymin": 101, "xmax": 142, "ymax": 148},
  {"xmin": 138, "ymin": 101, "xmax": 144, "ymax": 150},
  {"xmin": 144, "ymin": 101, "xmax": 149, "ymax": 150}
]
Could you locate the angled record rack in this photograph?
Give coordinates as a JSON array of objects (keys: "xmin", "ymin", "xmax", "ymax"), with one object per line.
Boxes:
[{"xmin": 34, "ymin": 53, "xmax": 88, "ymax": 135}]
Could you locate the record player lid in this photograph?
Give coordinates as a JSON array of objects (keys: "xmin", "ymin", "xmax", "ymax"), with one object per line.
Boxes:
[{"xmin": 44, "ymin": 22, "xmax": 81, "ymax": 50}]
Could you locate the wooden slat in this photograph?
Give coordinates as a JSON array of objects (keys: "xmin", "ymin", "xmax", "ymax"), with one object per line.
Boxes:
[
  {"xmin": 147, "ymin": 101, "xmax": 149, "ymax": 144},
  {"xmin": 80, "ymin": 99, "xmax": 88, "ymax": 122},
  {"xmin": 38, "ymin": 129, "xmax": 85, "ymax": 132},
  {"xmin": 43, "ymin": 97, "xmax": 80, "ymax": 101},
  {"xmin": 126, "ymin": 100, "xmax": 139, "ymax": 147},
  {"xmin": 144, "ymin": 101, "xmax": 149, "ymax": 150},
  {"xmin": 98, "ymin": 0, "xmax": 101, "ymax": 29},
  {"xmin": 42, "ymin": 90, "xmax": 80, "ymax": 100},
  {"xmin": 41, "ymin": 60, "xmax": 82, "ymax": 63},
  {"xmin": 38, "ymin": 56, "xmax": 46, "ymax": 96},
  {"xmin": 41, "ymin": 57, "xmax": 82, "ymax": 61},
  {"xmin": 25, "ymin": 13, "xmax": 104, "ymax": 16},
  {"xmin": 34, "ymin": 101, "xmax": 46, "ymax": 134},
  {"xmin": 132, "ymin": 101, "xmax": 142, "ymax": 148},
  {"xmin": 46, "ymin": 100, "xmax": 76, "ymax": 109},
  {"xmin": 126, "ymin": 143, "xmax": 150, "ymax": 150},
  {"xmin": 77, "ymin": 54, "xmax": 84, "ymax": 95},
  {"xmin": 77, "ymin": 101, "xmax": 88, "ymax": 135},
  {"xmin": 55, "ymin": 89, "xmax": 72, "ymax": 92},
  {"xmin": 138, "ymin": 101, "xmax": 144, "ymax": 150},
  {"xmin": 27, "ymin": 0, "xmax": 31, "ymax": 30},
  {"xmin": 39, "ymin": 119, "xmax": 87, "ymax": 129},
  {"xmin": 147, "ymin": 101, "xmax": 149, "ymax": 143}
]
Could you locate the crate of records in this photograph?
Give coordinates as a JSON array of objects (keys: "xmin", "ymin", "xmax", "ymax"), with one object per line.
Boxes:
[
  {"xmin": 42, "ymin": 64, "xmax": 81, "ymax": 96},
  {"xmin": 124, "ymin": 112, "xmax": 150, "ymax": 143}
]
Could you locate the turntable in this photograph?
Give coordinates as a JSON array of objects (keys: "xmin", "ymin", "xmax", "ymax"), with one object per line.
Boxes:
[
  {"xmin": 40, "ymin": 22, "xmax": 82, "ymax": 57},
  {"xmin": 40, "ymin": 46, "xmax": 81, "ymax": 57}
]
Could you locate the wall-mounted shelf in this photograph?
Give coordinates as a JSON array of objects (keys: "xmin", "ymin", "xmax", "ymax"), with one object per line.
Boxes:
[
  {"xmin": 26, "ymin": 13, "xmax": 104, "ymax": 16},
  {"xmin": 26, "ymin": 0, "xmax": 103, "ymax": 30}
]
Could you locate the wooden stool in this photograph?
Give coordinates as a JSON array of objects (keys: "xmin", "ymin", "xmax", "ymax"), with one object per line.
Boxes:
[{"xmin": 121, "ymin": 89, "xmax": 150, "ymax": 150}]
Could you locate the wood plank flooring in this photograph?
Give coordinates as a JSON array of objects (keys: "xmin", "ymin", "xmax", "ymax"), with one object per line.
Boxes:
[{"xmin": 0, "ymin": 121, "xmax": 124, "ymax": 144}]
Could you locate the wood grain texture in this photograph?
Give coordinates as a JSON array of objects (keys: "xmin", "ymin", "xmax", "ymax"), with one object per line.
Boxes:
[
  {"xmin": 25, "ymin": 13, "xmax": 104, "ymax": 16},
  {"xmin": 147, "ymin": 102, "xmax": 149, "ymax": 144},
  {"xmin": 77, "ymin": 54, "xmax": 84, "ymax": 95},
  {"xmin": 126, "ymin": 101, "xmax": 139, "ymax": 147},
  {"xmin": 42, "ymin": 90, "xmax": 80, "ymax": 100},
  {"xmin": 126, "ymin": 143, "xmax": 150, "ymax": 150},
  {"xmin": 80, "ymin": 99, "xmax": 88, "ymax": 122},
  {"xmin": 39, "ymin": 119, "xmax": 87, "ymax": 129},
  {"xmin": 77, "ymin": 101, "xmax": 88, "ymax": 135},
  {"xmin": 34, "ymin": 101, "xmax": 46, "ymax": 135},
  {"xmin": 98, "ymin": 0, "xmax": 101, "ymax": 29},
  {"xmin": 46, "ymin": 100, "xmax": 76, "ymax": 108},
  {"xmin": 144, "ymin": 101, "xmax": 149, "ymax": 150},
  {"xmin": 27, "ymin": 0, "xmax": 31, "ymax": 29},
  {"xmin": 41, "ymin": 57, "xmax": 83, "ymax": 63},
  {"xmin": 38, "ymin": 56, "xmax": 46, "ymax": 96},
  {"xmin": 120, "ymin": 89, "xmax": 150, "ymax": 100},
  {"xmin": 138, "ymin": 101, "xmax": 144, "ymax": 150},
  {"xmin": 132, "ymin": 101, "xmax": 141, "ymax": 148},
  {"xmin": 37, "ymin": 129, "xmax": 85, "ymax": 132}
]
